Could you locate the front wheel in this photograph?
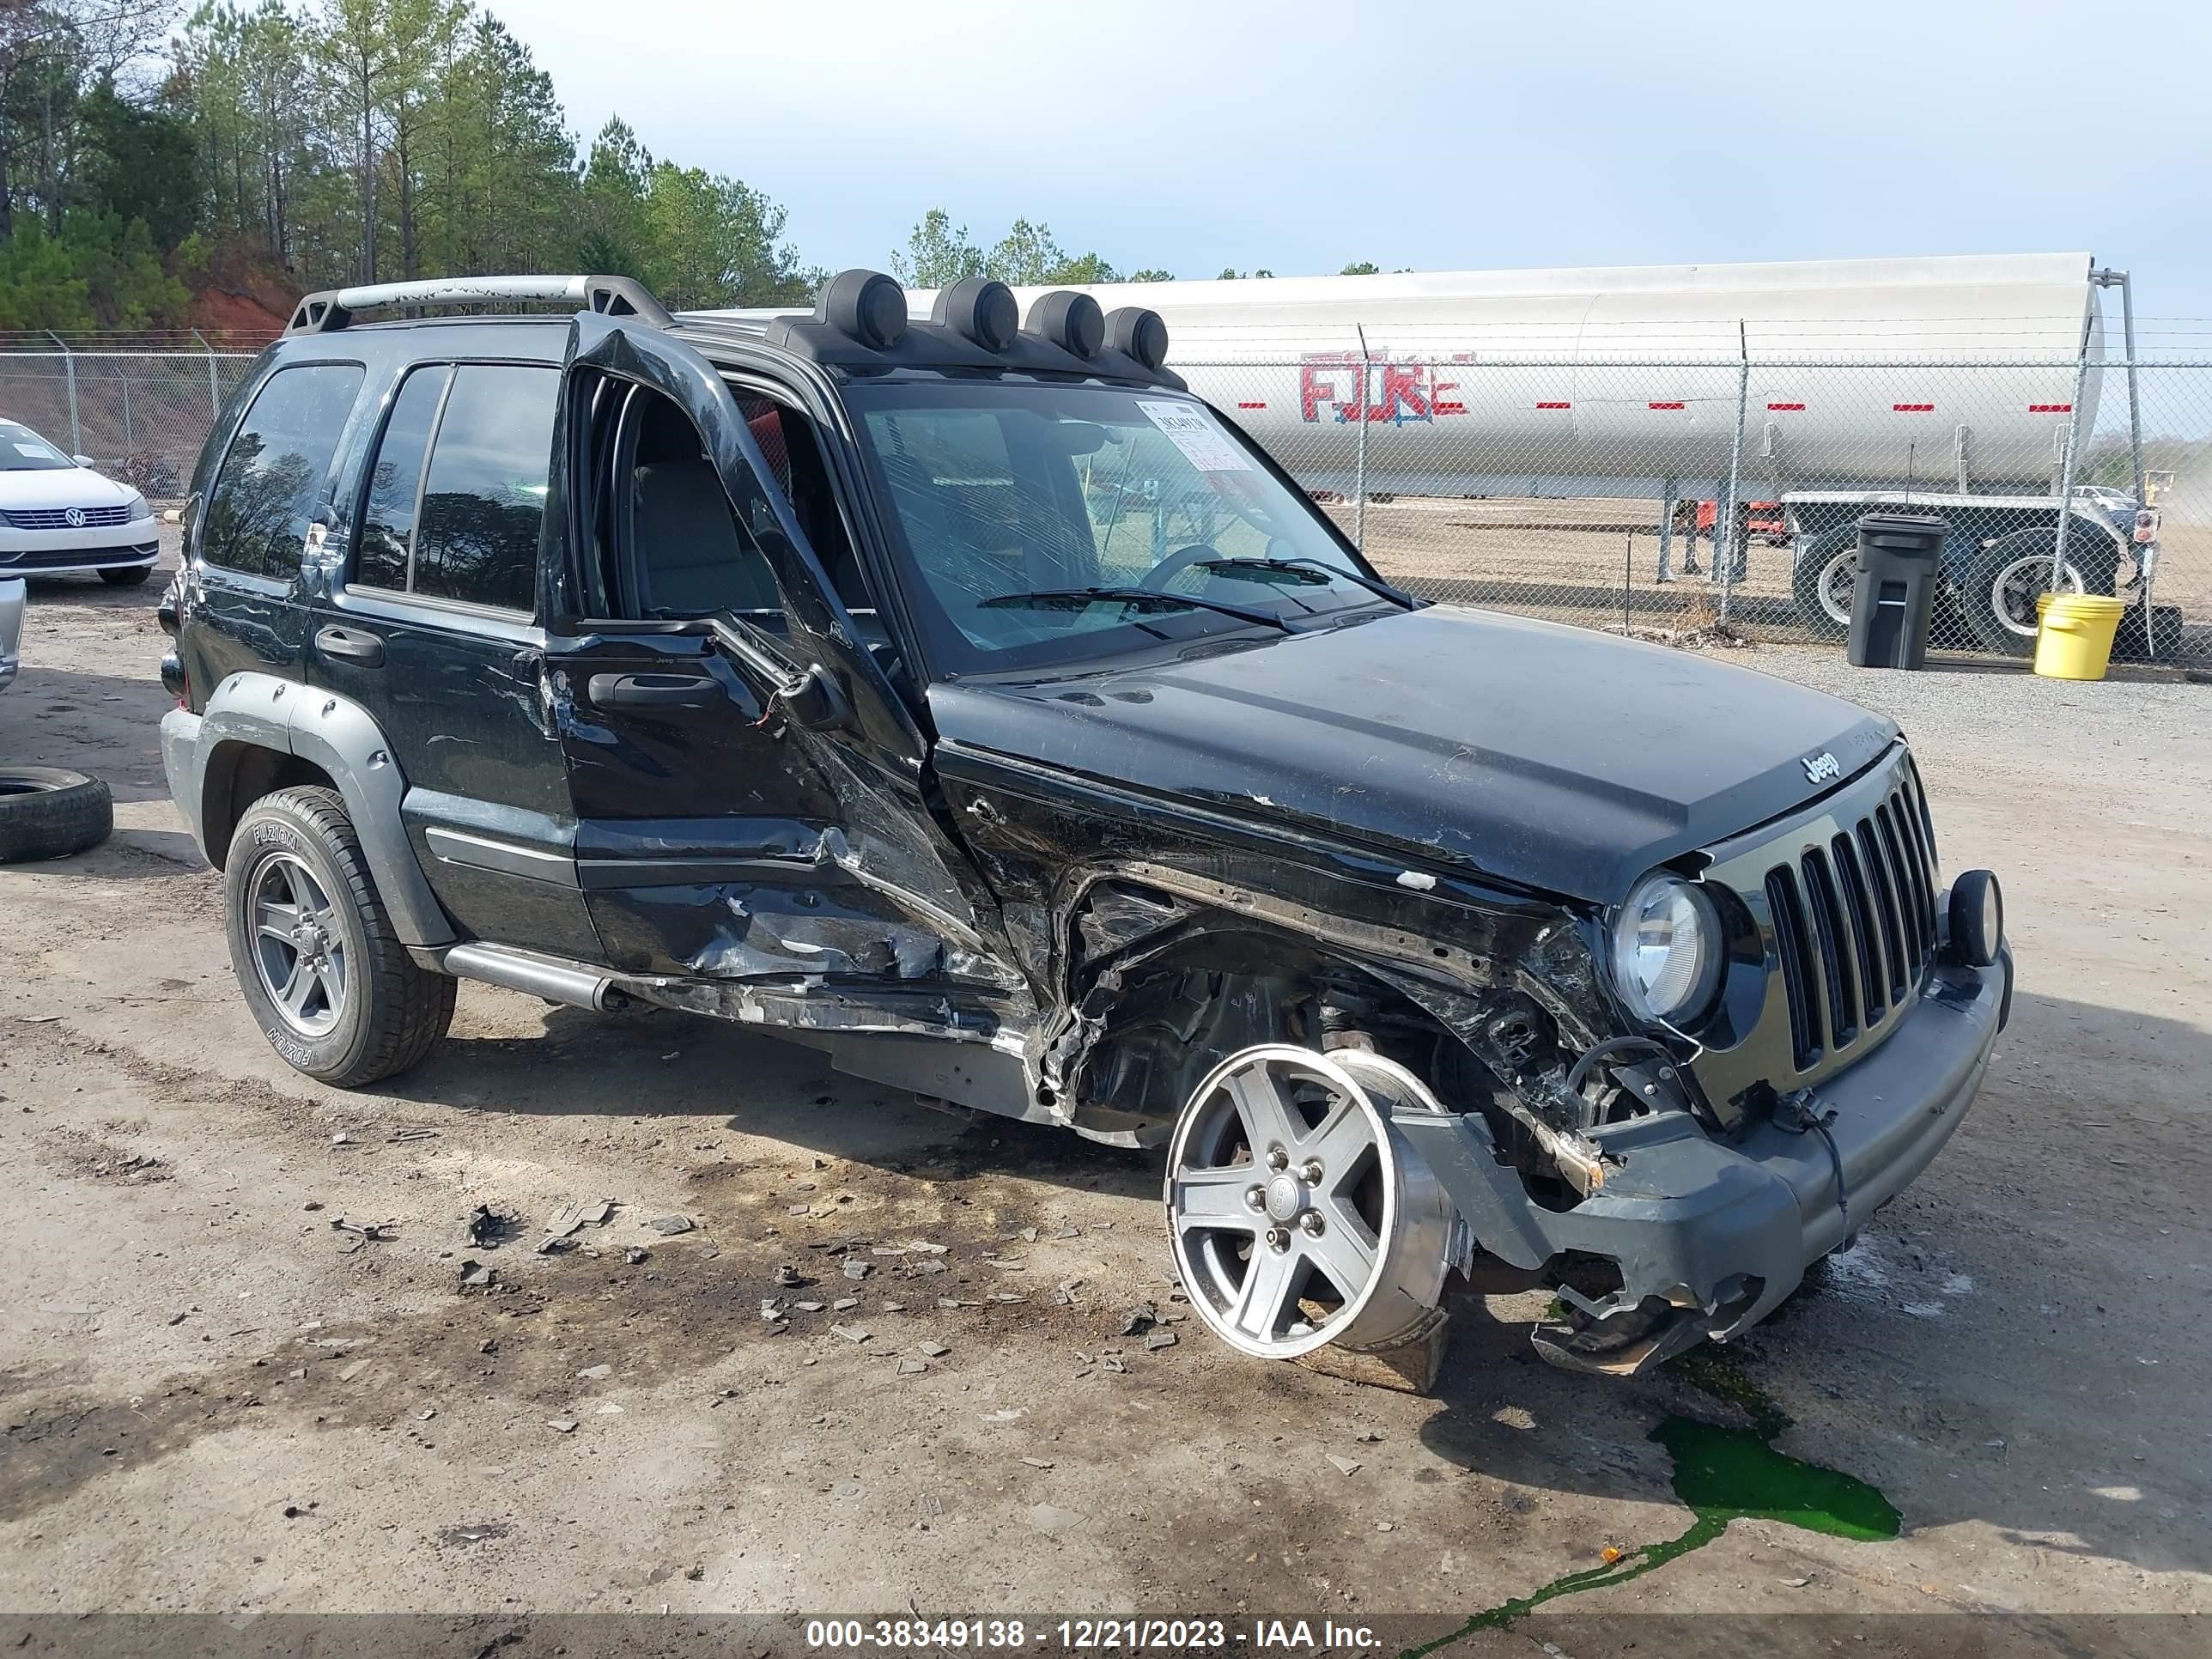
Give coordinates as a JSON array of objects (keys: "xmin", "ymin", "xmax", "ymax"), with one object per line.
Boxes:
[
  {"xmin": 1790, "ymin": 531, "xmax": 1856, "ymax": 641},
  {"xmin": 1165, "ymin": 1044, "xmax": 1455, "ymax": 1360},
  {"xmin": 225, "ymin": 786, "xmax": 454, "ymax": 1086}
]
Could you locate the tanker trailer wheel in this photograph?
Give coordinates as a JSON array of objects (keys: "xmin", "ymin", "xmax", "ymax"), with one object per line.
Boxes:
[
  {"xmin": 1165, "ymin": 1044, "xmax": 1456, "ymax": 1360},
  {"xmin": 1965, "ymin": 530, "xmax": 2094, "ymax": 657},
  {"xmin": 1790, "ymin": 528, "xmax": 1857, "ymax": 641}
]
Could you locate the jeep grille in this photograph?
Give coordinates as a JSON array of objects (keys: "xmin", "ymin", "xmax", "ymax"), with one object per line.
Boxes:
[{"xmin": 1758, "ymin": 756, "xmax": 1940, "ymax": 1072}]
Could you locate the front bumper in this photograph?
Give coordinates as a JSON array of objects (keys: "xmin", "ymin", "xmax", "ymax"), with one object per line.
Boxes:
[
  {"xmin": 0, "ymin": 518, "xmax": 161, "ymax": 578},
  {"xmin": 1396, "ymin": 943, "xmax": 2012, "ymax": 1369}
]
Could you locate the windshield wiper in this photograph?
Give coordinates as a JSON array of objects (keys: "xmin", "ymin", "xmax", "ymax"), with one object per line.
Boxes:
[
  {"xmin": 1193, "ymin": 556, "xmax": 1421, "ymax": 610},
  {"xmin": 979, "ymin": 586, "xmax": 1295, "ymax": 634}
]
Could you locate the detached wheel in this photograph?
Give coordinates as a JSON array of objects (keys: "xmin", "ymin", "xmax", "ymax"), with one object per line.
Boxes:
[
  {"xmin": 225, "ymin": 786, "xmax": 454, "ymax": 1086},
  {"xmin": 1165, "ymin": 1044, "xmax": 1455, "ymax": 1358},
  {"xmin": 1965, "ymin": 531, "xmax": 2090, "ymax": 657},
  {"xmin": 1790, "ymin": 529, "xmax": 1856, "ymax": 641},
  {"xmin": 0, "ymin": 767, "xmax": 113, "ymax": 862},
  {"xmin": 99, "ymin": 566, "xmax": 153, "ymax": 587}
]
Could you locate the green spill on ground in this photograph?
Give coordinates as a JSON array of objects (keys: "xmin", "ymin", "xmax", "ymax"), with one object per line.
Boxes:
[{"xmin": 1403, "ymin": 1355, "xmax": 1899, "ymax": 1657}]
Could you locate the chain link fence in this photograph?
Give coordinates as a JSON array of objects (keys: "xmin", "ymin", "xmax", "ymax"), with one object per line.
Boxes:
[
  {"xmin": 1180, "ymin": 355, "xmax": 2211, "ymax": 667},
  {"xmin": 3, "ymin": 344, "xmax": 2206, "ymax": 667},
  {"xmin": 0, "ymin": 348, "xmax": 258, "ymax": 501}
]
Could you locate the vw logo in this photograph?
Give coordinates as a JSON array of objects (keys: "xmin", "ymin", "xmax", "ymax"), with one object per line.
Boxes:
[{"xmin": 64, "ymin": 507, "xmax": 86, "ymax": 528}]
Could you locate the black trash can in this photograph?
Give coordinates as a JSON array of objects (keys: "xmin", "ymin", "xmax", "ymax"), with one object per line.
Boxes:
[{"xmin": 1848, "ymin": 513, "xmax": 1946, "ymax": 669}]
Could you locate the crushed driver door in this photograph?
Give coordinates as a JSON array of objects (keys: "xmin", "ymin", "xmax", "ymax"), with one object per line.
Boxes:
[{"xmin": 541, "ymin": 313, "xmax": 1024, "ymax": 1036}]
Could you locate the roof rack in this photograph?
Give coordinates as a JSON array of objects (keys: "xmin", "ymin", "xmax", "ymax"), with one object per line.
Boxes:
[{"xmin": 284, "ymin": 275, "xmax": 673, "ymax": 336}]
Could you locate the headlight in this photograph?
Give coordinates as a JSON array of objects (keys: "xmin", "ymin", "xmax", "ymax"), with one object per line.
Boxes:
[
  {"xmin": 125, "ymin": 490, "xmax": 150, "ymax": 520},
  {"xmin": 1611, "ymin": 873, "xmax": 1723, "ymax": 1026}
]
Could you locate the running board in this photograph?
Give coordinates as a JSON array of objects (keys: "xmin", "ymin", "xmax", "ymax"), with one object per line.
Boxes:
[{"xmin": 438, "ymin": 942, "xmax": 633, "ymax": 1012}]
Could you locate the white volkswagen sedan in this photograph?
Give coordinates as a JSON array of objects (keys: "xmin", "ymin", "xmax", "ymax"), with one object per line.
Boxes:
[{"xmin": 0, "ymin": 419, "xmax": 161, "ymax": 586}]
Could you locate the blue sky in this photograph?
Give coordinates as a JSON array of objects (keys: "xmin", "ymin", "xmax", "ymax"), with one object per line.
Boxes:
[{"xmin": 514, "ymin": 0, "xmax": 2212, "ymax": 348}]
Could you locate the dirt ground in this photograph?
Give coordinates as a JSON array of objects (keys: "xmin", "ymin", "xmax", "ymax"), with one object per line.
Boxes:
[{"xmin": 2, "ymin": 540, "xmax": 2208, "ymax": 1654}]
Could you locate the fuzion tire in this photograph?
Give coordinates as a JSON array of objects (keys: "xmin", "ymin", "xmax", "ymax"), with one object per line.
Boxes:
[
  {"xmin": 98, "ymin": 566, "xmax": 154, "ymax": 587},
  {"xmin": 1790, "ymin": 529, "xmax": 1856, "ymax": 642},
  {"xmin": 0, "ymin": 767, "xmax": 114, "ymax": 863},
  {"xmin": 224, "ymin": 786, "xmax": 454, "ymax": 1087}
]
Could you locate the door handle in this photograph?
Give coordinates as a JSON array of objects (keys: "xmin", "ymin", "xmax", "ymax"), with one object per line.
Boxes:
[
  {"xmin": 587, "ymin": 671, "xmax": 720, "ymax": 709},
  {"xmin": 315, "ymin": 624, "xmax": 385, "ymax": 667}
]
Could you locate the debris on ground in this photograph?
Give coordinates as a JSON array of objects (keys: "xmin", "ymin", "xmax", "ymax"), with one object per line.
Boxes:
[
  {"xmin": 832, "ymin": 1297, "xmax": 859, "ymax": 1311},
  {"xmin": 328, "ymin": 1218, "xmax": 394, "ymax": 1242},
  {"xmin": 647, "ymin": 1214, "xmax": 695, "ymax": 1236},
  {"xmin": 842, "ymin": 1259, "xmax": 872, "ymax": 1281},
  {"xmin": 465, "ymin": 1205, "xmax": 511, "ymax": 1247},
  {"xmin": 916, "ymin": 1341, "xmax": 949, "ymax": 1358},
  {"xmin": 830, "ymin": 1323, "xmax": 872, "ymax": 1344},
  {"xmin": 896, "ymin": 1359, "xmax": 927, "ymax": 1376},
  {"xmin": 625, "ymin": 1249, "xmax": 649, "ymax": 1266},
  {"xmin": 794, "ymin": 1301, "xmax": 825, "ymax": 1313},
  {"xmin": 907, "ymin": 1241, "xmax": 948, "ymax": 1255},
  {"xmin": 1119, "ymin": 1303, "xmax": 1158, "ymax": 1337},
  {"xmin": 387, "ymin": 1127, "xmax": 439, "ymax": 1144},
  {"xmin": 1144, "ymin": 1330, "xmax": 1178, "ymax": 1352},
  {"xmin": 576, "ymin": 1364, "xmax": 613, "ymax": 1379},
  {"xmin": 458, "ymin": 1261, "xmax": 495, "ymax": 1289},
  {"xmin": 1021, "ymin": 1456, "xmax": 1054, "ymax": 1469},
  {"xmin": 774, "ymin": 1264, "xmax": 805, "ymax": 1287},
  {"xmin": 547, "ymin": 1419, "xmax": 578, "ymax": 1434},
  {"xmin": 1326, "ymin": 1455, "xmax": 1362, "ymax": 1476}
]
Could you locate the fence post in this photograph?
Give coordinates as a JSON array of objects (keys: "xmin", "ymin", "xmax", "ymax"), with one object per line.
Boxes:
[
  {"xmin": 46, "ymin": 331, "xmax": 81, "ymax": 456},
  {"xmin": 1352, "ymin": 326, "xmax": 1371, "ymax": 550},
  {"xmin": 194, "ymin": 330, "xmax": 221, "ymax": 419},
  {"xmin": 1717, "ymin": 322, "xmax": 1749, "ymax": 623},
  {"xmin": 1657, "ymin": 476, "xmax": 1676, "ymax": 583},
  {"xmin": 2047, "ymin": 313, "xmax": 2095, "ymax": 595}
]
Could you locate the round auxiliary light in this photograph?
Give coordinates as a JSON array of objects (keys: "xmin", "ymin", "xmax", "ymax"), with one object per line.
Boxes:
[
  {"xmin": 933, "ymin": 277, "xmax": 1020, "ymax": 352},
  {"xmin": 818, "ymin": 269, "xmax": 907, "ymax": 349},
  {"xmin": 1610, "ymin": 873, "xmax": 1723, "ymax": 1028},
  {"xmin": 1946, "ymin": 869, "xmax": 2003, "ymax": 967},
  {"xmin": 1104, "ymin": 306, "xmax": 1170, "ymax": 371},
  {"xmin": 1025, "ymin": 289, "xmax": 1105, "ymax": 358}
]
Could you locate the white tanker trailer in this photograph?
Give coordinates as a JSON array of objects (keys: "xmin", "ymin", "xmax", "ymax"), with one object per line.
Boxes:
[
  {"xmin": 972, "ymin": 252, "xmax": 2152, "ymax": 656},
  {"xmin": 722, "ymin": 253, "xmax": 2152, "ymax": 655}
]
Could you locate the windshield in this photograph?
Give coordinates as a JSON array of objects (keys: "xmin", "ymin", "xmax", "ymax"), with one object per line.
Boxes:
[
  {"xmin": 848, "ymin": 381, "xmax": 1385, "ymax": 675},
  {"xmin": 0, "ymin": 421, "xmax": 77, "ymax": 472}
]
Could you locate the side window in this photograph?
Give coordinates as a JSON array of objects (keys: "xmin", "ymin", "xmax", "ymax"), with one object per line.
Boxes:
[
  {"xmin": 413, "ymin": 365, "xmax": 557, "ymax": 613},
  {"xmin": 353, "ymin": 365, "xmax": 451, "ymax": 592},
  {"xmin": 201, "ymin": 362, "xmax": 365, "ymax": 578}
]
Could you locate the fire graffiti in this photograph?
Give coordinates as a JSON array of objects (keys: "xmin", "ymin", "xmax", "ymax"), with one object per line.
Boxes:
[{"xmin": 1298, "ymin": 355, "xmax": 1468, "ymax": 424}]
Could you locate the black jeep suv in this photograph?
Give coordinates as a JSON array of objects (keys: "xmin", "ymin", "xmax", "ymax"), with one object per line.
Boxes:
[{"xmin": 159, "ymin": 270, "xmax": 2012, "ymax": 1374}]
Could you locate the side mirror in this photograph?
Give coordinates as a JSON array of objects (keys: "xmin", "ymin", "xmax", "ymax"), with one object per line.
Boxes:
[
  {"xmin": 72, "ymin": 453, "xmax": 94, "ymax": 468},
  {"xmin": 777, "ymin": 662, "xmax": 852, "ymax": 732}
]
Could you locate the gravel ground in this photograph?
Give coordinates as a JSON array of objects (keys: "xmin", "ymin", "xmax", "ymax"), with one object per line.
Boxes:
[{"xmin": 1, "ymin": 541, "xmax": 2207, "ymax": 1653}]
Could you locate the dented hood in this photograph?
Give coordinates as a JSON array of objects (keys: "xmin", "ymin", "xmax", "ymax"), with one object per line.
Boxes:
[{"xmin": 928, "ymin": 605, "xmax": 1899, "ymax": 903}]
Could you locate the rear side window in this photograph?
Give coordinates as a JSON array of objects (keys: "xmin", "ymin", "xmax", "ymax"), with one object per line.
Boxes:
[
  {"xmin": 200, "ymin": 362, "xmax": 365, "ymax": 578},
  {"xmin": 350, "ymin": 362, "xmax": 556, "ymax": 613},
  {"xmin": 354, "ymin": 365, "xmax": 451, "ymax": 592}
]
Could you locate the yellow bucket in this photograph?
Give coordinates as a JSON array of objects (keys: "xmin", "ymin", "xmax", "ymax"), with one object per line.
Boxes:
[{"xmin": 2033, "ymin": 592, "xmax": 2128, "ymax": 681}]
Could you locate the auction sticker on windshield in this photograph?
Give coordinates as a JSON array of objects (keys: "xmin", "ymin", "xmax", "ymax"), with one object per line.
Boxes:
[{"xmin": 1139, "ymin": 401, "xmax": 1250, "ymax": 472}]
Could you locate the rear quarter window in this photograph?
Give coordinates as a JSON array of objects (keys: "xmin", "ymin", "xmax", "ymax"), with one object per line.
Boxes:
[{"xmin": 199, "ymin": 362, "xmax": 365, "ymax": 579}]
